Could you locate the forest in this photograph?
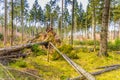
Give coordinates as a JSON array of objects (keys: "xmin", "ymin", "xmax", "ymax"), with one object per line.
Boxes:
[{"xmin": 0, "ymin": 0, "xmax": 120, "ymax": 80}]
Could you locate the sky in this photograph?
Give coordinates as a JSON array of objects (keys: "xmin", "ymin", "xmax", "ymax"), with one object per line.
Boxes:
[
  {"xmin": 28, "ymin": 0, "xmax": 88, "ymax": 11},
  {"xmin": 0, "ymin": 0, "xmax": 88, "ymax": 14}
]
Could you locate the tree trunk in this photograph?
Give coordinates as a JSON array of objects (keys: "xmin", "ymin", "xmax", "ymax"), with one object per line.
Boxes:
[
  {"xmin": 119, "ymin": 20, "xmax": 120, "ymax": 38},
  {"xmin": 11, "ymin": 0, "xmax": 14, "ymax": 46},
  {"xmin": 21, "ymin": 0, "xmax": 24, "ymax": 42},
  {"xmin": 2, "ymin": 23, "xmax": 3, "ymax": 34},
  {"xmin": 0, "ymin": 42, "xmax": 48, "ymax": 55},
  {"xmin": 92, "ymin": 0, "xmax": 96, "ymax": 51},
  {"xmin": 71, "ymin": 0, "xmax": 74, "ymax": 45},
  {"xmin": 113, "ymin": 22, "xmax": 116, "ymax": 40},
  {"xmin": 61, "ymin": 0, "xmax": 64, "ymax": 39},
  {"xmin": 35, "ymin": 21, "xmax": 38, "ymax": 34},
  {"xmin": 99, "ymin": 0, "xmax": 110, "ymax": 56},
  {"xmin": 58, "ymin": 16, "xmax": 62, "ymax": 38},
  {"xmin": 74, "ymin": 17, "xmax": 77, "ymax": 33},
  {"xmin": 4, "ymin": 0, "xmax": 7, "ymax": 46}
]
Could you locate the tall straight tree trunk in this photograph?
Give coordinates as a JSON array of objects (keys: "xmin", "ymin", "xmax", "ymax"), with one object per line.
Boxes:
[
  {"xmin": 4, "ymin": 0, "xmax": 7, "ymax": 46},
  {"xmin": 92, "ymin": 0, "xmax": 96, "ymax": 51},
  {"xmin": 113, "ymin": 22, "xmax": 116, "ymax": 40},
  {"xmin": 58, "ymin": 17, "xmax": 62, "ymax": 37},
  {"xmin": 35, "ymin": 21, "xmax": 38, "ymax": 34},
  {"xmin": 0, "ymin": 20, "xmax": 3, "ymax": 34},
  {"xmin": 65, "ymin": 22, "xmax": 67, "ymax": 38},
  {"xmin": 21, "ymin": 0, "xmax": 24, "ymax": 42},
  {"xmin": 61, "ymin": 0, "xmax": 63, "ymax": 39},
  {"xmin": 15, "ymin": 0, "xmax": 17, "ymax": 39},
  {"xmin": 85, "ymin": 15, "xmax": 88, "ymax": 39},
  {"xmin": 119, "ymin": 20, "xmax": 120, "ymax": 38},
  {"xmin": 99, "ymin": 0, "xmax": 110, "ymax": 56},
  {"xmin": 11, "ymin": 0, "xmax": 14, "ymax": 46},
  {"xmin": 74, "ymin": 17, "xmax": 77, "ymax": 33},
  {"xmin": 71, "ymin": 0, "xmax": 74, "ymax": 45},
  {"xmin": 113, "ymin": 1, "xmax": 116, "ymax": 40}
]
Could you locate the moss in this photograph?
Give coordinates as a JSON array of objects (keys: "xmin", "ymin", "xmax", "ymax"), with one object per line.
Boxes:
[
  {"xmin": 9, "ymin": 51, "xmax": 120, "ymax": 80},
  {"xmin": 11, "ymin": 59, "xmax": 27, "ymax": 68}
]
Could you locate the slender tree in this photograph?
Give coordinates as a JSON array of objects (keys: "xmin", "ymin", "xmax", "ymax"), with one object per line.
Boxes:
[
  {"xmin": 21, "ymin": 0, "xmax": 24, "ymax": 42},
  {"xmin": 11, "ymin": 0, "xmax": 14, "ymax": 46},
  {"xmin": 4, "ymin": 0, "xmax": 7, "ymax": 46},
  {"xmin": 71, "ymin": 0, "xmax": 74, "ymax": 45},
  {"xmin": 61, "ymin": 0, "xmax": 64, "ymax": 39},
  {"xmin": 92, "ymin": 0, "xmax": 96, "ymax": 51}
]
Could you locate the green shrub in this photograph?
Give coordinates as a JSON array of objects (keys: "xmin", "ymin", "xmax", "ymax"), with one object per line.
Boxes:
[
  {"xmin": 15, "ymin": 60, "xmax": 27, "ymax": 68},
  {"xmin": 52, "ymin": 44, "xmax": 79, "ymax": 60},
  {"xmin": 86, "ymin": 40, "xmax": 99, "ymax": 46},
  {"xmin": 115, "ymin": 38, "xmax": 120, "ymax": 49},
  {"xmin": 79, "ymin": 47, "xmax": 89, "ymax": 52},
  {"xmin": 86, "ymin": 40, "xmax": 94, "ymax": 45},
  {"xmin": 0, "ymin": 33, "xmax": 3, "ymax": 40},
  {"xmin": 74, "ymin": 40, "xmax": 86, "ymax": 45},
  {"xmin": 31, "ymin": 44, "xmax": 47, "ymax": 56},
  {"xmin": 108, "ymin": 41, "xmax": 115, "ymax": 51},
  {"xmin": 108, "ymin": 39, "xmax": 120, "ymax": 51},
  {"xmin": 74, "ymin": 40, "xmax": 99, "ymax": 46},
  {"xmin": 60, "ymin": 75, "xmax": 68, "ymax": 80}
]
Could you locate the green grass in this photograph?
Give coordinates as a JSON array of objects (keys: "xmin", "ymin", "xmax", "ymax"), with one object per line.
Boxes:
[{"xmin": 9, "ymin": 49, "xmax": 120, "ymax": 80}]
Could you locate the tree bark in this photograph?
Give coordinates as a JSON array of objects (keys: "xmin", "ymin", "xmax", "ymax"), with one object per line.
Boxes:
[
  {"xmin": 99, "ymin": 0, "xmax": 110, "ymax": 56},
  {"xmin": 119, "ymin": 20, "xmax": 120, "ymax": 38},
  {"xmin": 61, "ymin": 0, "xmax": 64, "ymax": 39},
  {"xmin": 0, "ymin": 42, "xmax": 48, "ymax": 55},
  {"xmin": 92, "ymin": 0, "xmax": 96, "ymax": 51},
  {"xmin": 71, "ymin": 0, "xmax": 74, "ymax": 45},
  {"xmin": 11, "ymin": 0, "xmax": 14, "ymax": 46},
  {"xmin": 69, "ymin": 64, "xmax": 120, "ymax": 80},
  {"xmin": 4, "ymin": 0, "xmax": 7, "ymax": 46},
  {"xmin": 21, "ymin": 0, "xmax": 24, "ymax": 42}
]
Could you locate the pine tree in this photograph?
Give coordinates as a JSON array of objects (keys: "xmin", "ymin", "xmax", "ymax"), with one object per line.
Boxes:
[
  {"xmin": 11, "ymin": 0, "xmax": 14, "ymax": 46},
  {"xmin": 4, "ymin": 0, "xmax": 7, "ymax": 46}
]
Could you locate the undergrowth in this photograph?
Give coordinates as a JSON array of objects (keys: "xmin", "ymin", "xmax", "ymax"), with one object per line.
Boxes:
[
  {"xmin": 9, "ymin": 48, "xmax": 120, "ymax": 80},
  {"xmin": 74, "ymin": 40, "xmax": 100, "ymax": 46},
  {"xmin": 52, "ymin": 44, "xmax": 79, "ymax": 60},
  {"xmin": 0, "ymin": 33, "xmax": 3, "ymax": 41},
  {"xmin": 31, "ymin": 44, "xmax": 47, "ymax": 56},
  {"xmin": 108, "ymin": 38, "xmax": 120, "ymax": 51}
]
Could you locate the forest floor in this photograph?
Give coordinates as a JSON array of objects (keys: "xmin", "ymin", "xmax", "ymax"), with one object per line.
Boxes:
[
  {"xmin": 0, "ymin": 39, "xmax": 120, "ymax": 80},
  {"xmin": 8, "ymin": 46, "xmax": 120, "ymax": 80}
]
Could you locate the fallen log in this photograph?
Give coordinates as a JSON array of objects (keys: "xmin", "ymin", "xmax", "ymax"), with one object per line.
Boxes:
[
  {"xmin": 0, "ymin": 63, "xmax": 15, "ymax": 80},
  {"xmin": 92, "ymin": 66, "xmax": 120, "ymax": 75},
  {"xmin": 50, "ymin": 42, "xmax": 95, "ymax": 80},
  {"xmin": 0, "ymin": 41, "xmax": 48, "ymax": 55},
  {"xmin": 96, "ymin": 64, "xmax": 120, "ymax": 69},
  {"xmin": 115, "ymin": 51, "xmax": 120, "ymax": 54},
  {"xmin": 0, "ymin": 54, "xmax": 28, "ymax": 59},
  {"xmin": 7, "ymin": 67, "xmax": 43, "ymax": 80},
  {"xmin": 69, "ymin": 64, "xmax": 120, "ymax": 80},
  {"xmin": 0, "ymin": 51, "xmax": 23, "ymax": 56}
]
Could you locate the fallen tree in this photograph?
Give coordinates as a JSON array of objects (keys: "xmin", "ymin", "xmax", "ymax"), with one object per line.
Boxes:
[
  {"xmin": 0, "ymin": 41, "xmax": 48, "ymax": 55},
  {"xmin": 50, "ymin": 42, "xmax": 95, "ymax": 80},
  {"xmin": 69, "ymin": 64, "xmax": 120, "ymax": 80},
  {"xmin": 96, "ymin": 64, "xmax": 120, "ymax": 69},
  {"xmin": 0, "ymin": 42, "xmax": 48, "ymax": 65}
]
